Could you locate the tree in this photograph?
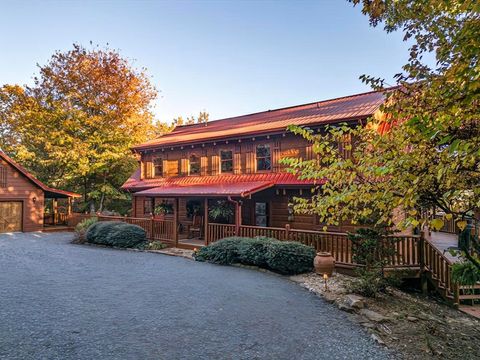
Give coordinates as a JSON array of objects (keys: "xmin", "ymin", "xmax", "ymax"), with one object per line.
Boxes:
[
  {"xmin": 0, "ymin": 44, "xmax": 158, "ymax": 211},
  {"xmin": 173, "ymin": 111, "xmax": 209, "ymax": 127},
  {"xmin": 282, "ymin": 1, "xmax": 480, "ymax": 271}
]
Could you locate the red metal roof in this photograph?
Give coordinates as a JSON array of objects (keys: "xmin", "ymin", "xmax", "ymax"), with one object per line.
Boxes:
[
  {"xmin": 0, "ymin": 151, "xmax": 81, "ymax": 198},
  {"xmin": 134, "ymin": 181, "xmax": 276, "ymax": 197},
  {"xmin": 134, "ymin": 89, "xmax": 385, "ymax": 150},
  {"xmin": 122, "ymin": 172, "xmax": 318, "ymax": 193}
]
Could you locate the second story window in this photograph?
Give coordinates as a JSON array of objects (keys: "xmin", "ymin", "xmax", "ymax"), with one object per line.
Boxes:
[
  {"xmin": 0, "ymin": 165, "xmax": 6, "ymax": 188},
  {"xmin": 220, "ymin": 150, "xmax": 233, "ymax": 173},
  {"xmin": 153, "ymin": 157, "xmax": 163, "ymax": 177},
  {"xmin": 189, "ymin": 154, "xmax": 200, "ymax": 175},
  {"xmin": 256, "ymin": 144, "xmax": 271, "ymax": 171}
]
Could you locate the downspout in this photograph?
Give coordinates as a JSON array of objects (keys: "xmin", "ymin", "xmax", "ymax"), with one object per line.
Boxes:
[{"xmin": 227, "ymin": 196, "xmax": 242, "ymax": 236}]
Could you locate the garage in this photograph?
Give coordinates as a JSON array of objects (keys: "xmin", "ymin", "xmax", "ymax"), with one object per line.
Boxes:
[{"xmin": 0, "ymin": 201, "xmax": 23, "ymax": 233}]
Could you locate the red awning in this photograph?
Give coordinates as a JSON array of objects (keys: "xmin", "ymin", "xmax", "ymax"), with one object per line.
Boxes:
[{"xmin": 134, "ymin": 181, "xmax": 275, "ymax": 198}]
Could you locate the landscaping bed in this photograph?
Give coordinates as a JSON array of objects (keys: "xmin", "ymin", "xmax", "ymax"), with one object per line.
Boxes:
[{"xmin": 291, "ymin": 272, "xmax": 480, "ymax": 360}]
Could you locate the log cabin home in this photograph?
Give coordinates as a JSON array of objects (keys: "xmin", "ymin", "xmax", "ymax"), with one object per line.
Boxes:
[
  {"xmin": 0, "ymin": 151, "xmax": 81, "ymax": 233},
  {"xmin": 122, "ymin": 89, "xmax": 386, "ymax": 247}
]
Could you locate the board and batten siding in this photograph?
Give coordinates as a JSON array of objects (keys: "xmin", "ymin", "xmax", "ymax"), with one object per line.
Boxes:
[{"xmin": 0, "ymin": 159, "xmax": 45, "ymax": 232}]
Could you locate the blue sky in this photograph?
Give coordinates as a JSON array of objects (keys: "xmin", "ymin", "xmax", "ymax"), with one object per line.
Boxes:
[{"xmin": 0, "ymin": 0, "xmax": 409, "ymax": 123}]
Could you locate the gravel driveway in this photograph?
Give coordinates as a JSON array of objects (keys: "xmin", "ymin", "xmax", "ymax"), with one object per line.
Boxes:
[{"xmin": 0, "ymin": 232, "xmax": 392, "ymax": 360}]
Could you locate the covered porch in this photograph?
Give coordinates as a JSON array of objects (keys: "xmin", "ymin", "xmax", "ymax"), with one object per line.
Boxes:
[
  {"xmin": 43, "ymin": 189, "xmax": 82, "ymax": 229},
  {"xmin": 133, "ymin": 180, "xmax": 287, "ymax": 248}
]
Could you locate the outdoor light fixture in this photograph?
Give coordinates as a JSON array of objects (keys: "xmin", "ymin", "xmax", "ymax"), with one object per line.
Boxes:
[
  {"xmin": 323, "ymin": 273, "xmax": 329, "ymax": 291},
  {"xmin": 32, "ymin": 197, "xmax": 37, "ymax": 203}
]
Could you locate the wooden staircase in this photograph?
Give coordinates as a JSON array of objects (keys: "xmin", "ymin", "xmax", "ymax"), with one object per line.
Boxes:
[{"xmin": 423, "ymin": 236, "xmax": 480, "ymax": 314}]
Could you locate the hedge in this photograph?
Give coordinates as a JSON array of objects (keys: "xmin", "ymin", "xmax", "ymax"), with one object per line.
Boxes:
[
  {"xmin": 85, "ymin": 221, "xmax": 147, "ymax": 248},
  {"xmin": 194, "ymin": 236, "xmax": 315, "ymax": 275}
]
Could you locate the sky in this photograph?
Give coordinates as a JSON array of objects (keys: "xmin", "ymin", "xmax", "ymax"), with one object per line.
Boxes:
[{"xmin": 0, "ymin": 0, "xmax": 410, "ymax": 123}]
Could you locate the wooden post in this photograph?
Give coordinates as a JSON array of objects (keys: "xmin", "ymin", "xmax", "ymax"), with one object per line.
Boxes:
[
  {"xmin": 150, "ymin": 215, "xmax": 154, "ymax": 241},
  {"xmin": 173, "ymin": 198, "xmax": 179, "ymax": 247},
  {"xmin": 52, "ymin": 198, "xmax": 58, "ymax": 225},
  {"xmin": 204, "ymin": 198, "xmax": 209, "ymax": 245},
  {"xmin": 419, "ymin": 231, "xmax": 428, "ymax": 295},
  {"xmin": 285, "ymin": 224, "xmax": 290, "ymax": 241},
  {"xmin": 234, "ymin": 201, "xmax": 241, "ymax": 236}
]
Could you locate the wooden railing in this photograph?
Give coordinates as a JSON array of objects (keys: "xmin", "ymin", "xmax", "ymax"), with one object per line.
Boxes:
[
  {"xmin": 423, "ymin": 237, "xmax": 459, "ymax": 304},
  {"xmin": 97, "ymin": 215, "xmax": 175, "ymax": 244},
  {"xmin": 207, "ymin": 224, "xmax": 421, "ymax": 269},
  {"xmin": 240, "ymin": 225, "xmax": 288, "ymax": 240},
  {"xmin": 207, "ymin": 223, "xmax": 236, "ymax": 244}
]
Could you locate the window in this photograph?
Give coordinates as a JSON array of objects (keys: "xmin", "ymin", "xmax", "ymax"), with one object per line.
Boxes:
[
  {"xmin": 153, "ymin": 157, "xmax": 163, "ymax": 177},
  {"xmin": 220, "ymin": 150, "xmax": 233, "ymax": 173},
  {"xmin": 256, "ymin": 144, "xmax": 271, "ymax": 171},
  {"xmin": 189, "ymin": 154, "xmax": 200, "ymax": 175},
  {"xmin": 144, "ymin": 198, "xmax": 153, "ymax": 215},
  {"xmin": 0, "ymin": 165, "xmax": 6, "ymax": 188},
  {"xmin": 255, "ymin": 202, "xmax": 268, "ymax": 227}
]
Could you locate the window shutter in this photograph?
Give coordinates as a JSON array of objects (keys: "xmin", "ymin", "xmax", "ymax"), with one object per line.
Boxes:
[
  {"xmin": 234, "ymin": 145, "xmax": 241, "ymax": 175},
  {"xmin": 162, "ymin": 160, "xmax": 168, "ymax": 177},
  {"xmin": 180, "ymin": 158, "xmax": 189, "ymax": 176},
  {"xmin": 211, "ymin": 154, "xmax": 220, "ymax": 175},
  {"xmin": 245, "ymin": 144, "xmax": 254, "ymax": 174},
  {"xmin": 140, "ymin": 161, "xmax": 145, "ymax": 180},
  {"xmin": 201, "ymin": 155, "xmax": 208, "ymax": 176},
  {"xmin": 273, "ymin": 140, "xmax": 281, "ymax": 172}
]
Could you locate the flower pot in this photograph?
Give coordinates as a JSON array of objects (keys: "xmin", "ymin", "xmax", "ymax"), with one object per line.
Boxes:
[
  {"xmin": 154, "ymin": 214, "xmax": 165, "ymax": 220},
  {"xmin": 314, "ymin": 252, "xmax": 335, "ymax": 276}
]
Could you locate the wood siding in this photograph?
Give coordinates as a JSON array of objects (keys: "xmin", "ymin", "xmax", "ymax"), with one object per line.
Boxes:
[
  {"xmin": 139, "ymin": 134, "xmax": 310, "ymax": 179},
  {"xmin": 0, "ymin": 159, "xmax": 45, "ymax": 232}
]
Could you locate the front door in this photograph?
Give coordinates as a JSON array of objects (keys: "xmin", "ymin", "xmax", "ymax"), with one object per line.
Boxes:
[
  {"xmin": 0, "ymin": 201, "xmax": 22, "ymax": 233},
  {"xmin": 255, "ymin": 202, "xmax": 268, "ymax": 227}
]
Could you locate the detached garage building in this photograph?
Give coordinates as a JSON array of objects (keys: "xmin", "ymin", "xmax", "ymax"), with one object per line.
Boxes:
[{"xmin": 0, "ymin": 151, "xmax": 80, "ymax": 233}]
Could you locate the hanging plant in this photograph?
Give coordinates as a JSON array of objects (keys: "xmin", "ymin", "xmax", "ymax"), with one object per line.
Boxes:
[
  {"xmin": 154, "ymin": 202, "xmax": 173, "ymax": 215},
  {"xmin": 208, "ymin": 200, "xmax": 234, "ymax": 223}
]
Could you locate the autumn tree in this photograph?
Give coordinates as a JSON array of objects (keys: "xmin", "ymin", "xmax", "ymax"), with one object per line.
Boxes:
[
  {"xmin": 0, "ymin": 44, "xmax": 158, "ymax": 211},
  {"xmin": 173, "ymin": 111, "xmax": 209, "ymax": 127},
  {"xmin": 283, "ymin": 1, "xmax": 480, "ymax": 272}
]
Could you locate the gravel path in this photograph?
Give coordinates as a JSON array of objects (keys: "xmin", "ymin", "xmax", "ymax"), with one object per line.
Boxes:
[{"xmin": 0, "ymin": 232, "xmax": 392, "ymax": 360}]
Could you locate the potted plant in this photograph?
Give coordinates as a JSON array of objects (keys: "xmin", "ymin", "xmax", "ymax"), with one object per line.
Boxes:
[
  {"xmin": 154, "ymin": 203, "xmax": 173, "ymax": 220},
  {"xmin": 208, "ymin": 200, "xmax": 234, "ymax": 224}
]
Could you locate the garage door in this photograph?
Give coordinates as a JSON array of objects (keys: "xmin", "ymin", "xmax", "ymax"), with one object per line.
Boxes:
[{"xmin": 0, "ymin": 202, "xmax": 22, "ymax": 233}]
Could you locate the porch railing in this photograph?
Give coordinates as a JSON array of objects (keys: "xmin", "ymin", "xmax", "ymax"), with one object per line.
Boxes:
[
  {"xmin": 208, "ymin": 224, "xmax": 421, "ymax": 269},
  {"xmin": 96, "ymin": 215, "xmax": 176, "ymax": 244}
]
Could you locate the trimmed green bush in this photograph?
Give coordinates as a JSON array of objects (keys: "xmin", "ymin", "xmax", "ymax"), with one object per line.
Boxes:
[
  {"xmin": 194, "ymin": 236, "xmax": 315, "ymax": 275},
  {"xmin": 265, "ymin": 241, "xmax": 316, "ymax": 275},
  {"xmin": 85, "ymin": 221, "xmax": 147, "ymax": 248},
  {"xmin": 72, "ymin": 217, "xmax": 98, "ymax": 244}
]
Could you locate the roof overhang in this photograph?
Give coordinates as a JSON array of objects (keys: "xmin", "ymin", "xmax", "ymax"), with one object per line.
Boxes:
[{"xmin": 133, "ymin": 181, "xmax": 275, "ymax": 198}]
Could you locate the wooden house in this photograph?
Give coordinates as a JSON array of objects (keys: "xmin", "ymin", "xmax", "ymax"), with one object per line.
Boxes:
[
  {"xmin": 0, "ymin": 151, "xmax": 81, "ymax": 233},
  {"xmin": 122, "ymin": 89, "xmax": 385, "ymax": 246}
]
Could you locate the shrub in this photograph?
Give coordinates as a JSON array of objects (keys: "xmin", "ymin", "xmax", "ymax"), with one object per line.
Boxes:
[
  {"xmin": 85, "ymin": 221, "xmax": 147, "ymax": 248},
  {"xmin": 194, "ymin": 236, "xmax": 315, "ymax": 275},
  {"xmin": 72, "ymin": 217, "xmax": 98, "ymax": 244},
  {"xmin": 237, "ymin": 237, "xmax": 276, "ymax": 267},
  {"xmin": 194, "ymin": 238, "xmax": 242, "ymax": 264},
  {"xmin": 265, "ymin": 241, "xmax": 316, "ymax": 275}
]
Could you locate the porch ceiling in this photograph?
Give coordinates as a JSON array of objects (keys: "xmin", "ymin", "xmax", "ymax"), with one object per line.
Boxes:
[{"xmin": 133, "ymin": 181, "xmax": 275, "ymax": 198}]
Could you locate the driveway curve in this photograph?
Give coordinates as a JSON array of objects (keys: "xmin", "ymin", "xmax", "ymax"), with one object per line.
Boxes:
[{"xmin": 0, "ymin": 232, "xmax": 391, "ymax": 360}]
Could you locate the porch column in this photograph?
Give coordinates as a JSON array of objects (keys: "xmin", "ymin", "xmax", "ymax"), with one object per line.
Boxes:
[
  {"xmin": 235, "ymin": 201, "xmax": 242, "ymax": 236},
  {"xmin": 52, "ymin": 198, "xmax": 58, "ymax": 225},
  {"xmin": 67, "ymin": 197, "xmax": 72, "ymax": 216},
  {"xmin": 173, "ymin": 198, "xmax": 179, "ymax": 247},
  {"xmin": 204, "ymin": 198, "xmax": 209, "ymax": 245}
]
